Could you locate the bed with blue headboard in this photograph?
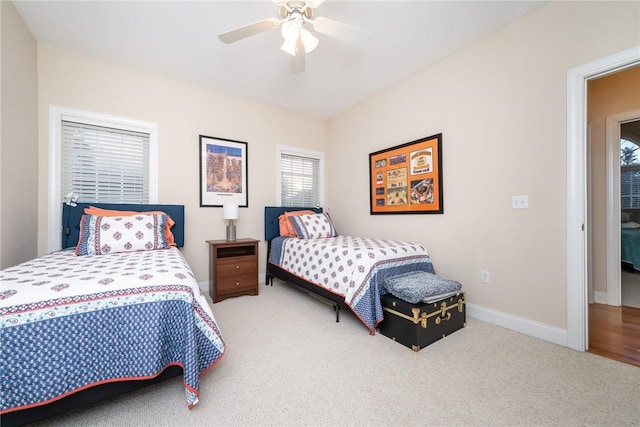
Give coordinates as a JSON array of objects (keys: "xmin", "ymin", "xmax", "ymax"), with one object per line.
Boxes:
[
  {"xmin": 1, "ymin": 203, "xmax": 225, "ymax": 426},
  {"xmin": 264, "ymin": 206, "xmax": 435, "ymax": 333},
  {"xmin": 264, "ymin": 206, "xmax": 347, "ymax": 319}
]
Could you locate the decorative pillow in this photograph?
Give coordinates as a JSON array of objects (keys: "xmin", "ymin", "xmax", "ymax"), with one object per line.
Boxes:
[
  {"xmin": 76, "ymin": 213, "xmax": 170, "ymax": 256},
  {"xmin": 384, "ymin": 271, "xmax": 462, "ymax": 304},
  {"xmin": 279, "ymin": 210, "xmax": 317, "ymax": 237},
  {"xmin": 622, "ymin": 221, "xmax": 640, "ymax": 229},
  {"xmin": 85, "ymin": 206, "xmax": 176, "ymax": 246},
  {"xmin": 278, "ymin": 214, "xmax": 291, "ymax": 236},
  {"xmin": 289, "ymin": 213, "xmax": 337, "ymax": 239},
  {"xmin": 621, "ymin": 211, "xmax": 632, "ymax": 222}
]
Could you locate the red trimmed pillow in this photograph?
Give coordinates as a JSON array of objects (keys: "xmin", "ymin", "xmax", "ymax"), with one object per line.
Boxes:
[
  {"xmin": 84, "ymin": 206, "xmax": 176, "ymax": 246},
  {"xmin": 76, "ymin": 214, "xmax": 170, "ymax": 256},
  {"xmin": 278, "ymin": 210, "xmax": 317, "ymax": 237},
  {"xmin": 289, "ymin": 213, "xmax": 337, "ymax": 239}
]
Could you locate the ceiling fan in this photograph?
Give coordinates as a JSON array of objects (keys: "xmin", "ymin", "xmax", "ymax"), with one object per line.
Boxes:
[{"xmin": 218, "ymin": 0, "xmax": 370, "ymax": 73}]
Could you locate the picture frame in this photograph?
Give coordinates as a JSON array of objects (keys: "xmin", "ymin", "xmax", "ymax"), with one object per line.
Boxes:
[
  {"xmin": 369, "ymin": 133, "xmax": 443, "ymax": 214},
  {"xmin": 199, "ymin": 135, "xmax": 248, "ymax": 207}
]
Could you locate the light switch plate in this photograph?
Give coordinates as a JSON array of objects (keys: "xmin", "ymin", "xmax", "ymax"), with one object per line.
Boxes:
[{"xmin": 512, "ymin": 195, "xmax": 528, "ymax": 209}]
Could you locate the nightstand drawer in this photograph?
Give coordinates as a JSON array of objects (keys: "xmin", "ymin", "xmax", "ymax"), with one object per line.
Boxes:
[
  {"xmin": 216, "ymin": 273, "xmax": 257, "ymax": 293},
  {"xmin": 217, "ymin": 257, "xmax": 257, "ymax": 277},
  {"xmin": 207, "ymin": 238, "xmax": 260, "ymax": 303}
]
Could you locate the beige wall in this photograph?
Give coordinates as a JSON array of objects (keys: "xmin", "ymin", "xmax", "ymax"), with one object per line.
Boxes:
[
  {"xmin": 1, "ymin": 1, "xmax": 38, "ymax": 269},
  {"xmin": 36, "ymin": 45, "xmax": 328, "ymax": 283},
  {"xmin": 588, "ymin": 66, "xmax": 640, "ymax": 295},
  {"xmin": 327, "ymin": 1, "xmax": 640, "ymax": 329},
  {"xmin": 12, "ymin": 1, "xmax": 640, "ymax": 334}
]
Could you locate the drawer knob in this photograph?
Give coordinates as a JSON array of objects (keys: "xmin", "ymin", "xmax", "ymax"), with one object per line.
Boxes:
[
  {"xmin": 235, "ymin": 282, "xmax": 240, "ymax": 286},
  {"xmin": 235, "ymin": 265, "xmax": 240, "ymax": 269}
]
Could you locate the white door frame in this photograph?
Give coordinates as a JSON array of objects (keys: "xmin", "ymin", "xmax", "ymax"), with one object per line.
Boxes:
[
  {"xmin": 566, "ymin": 46, "xmax": 640, "ymax": 351},
  {"xmin": 606, "ymin": 110, "xmax": 640, "ymax": 306}
]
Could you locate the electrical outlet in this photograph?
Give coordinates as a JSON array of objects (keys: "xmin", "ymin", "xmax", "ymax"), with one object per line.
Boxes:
[{"xmin": 481, "ymin": 270, "xmax": 490, "ymax": 284}]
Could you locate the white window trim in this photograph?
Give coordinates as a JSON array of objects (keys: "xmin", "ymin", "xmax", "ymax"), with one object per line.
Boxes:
[
  {"xmin": 276, "ymin": 144, "xmax": 324, "ymax": 207},
  {"xmin": 48, "ymin": 105, "xmax": 158, "ymax": 253}
]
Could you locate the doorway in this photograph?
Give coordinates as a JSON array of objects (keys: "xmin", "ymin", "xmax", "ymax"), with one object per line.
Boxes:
[
  {"xmin": 566, "ymin": 46, "xmax": 640, "ymax": 352},
  {"xmin": 584, "ymin": 65, "xmax": 640, "ymax": 366},
  {"xmin": 607, "ymin": 117, "xmax": 640, "ymax": 309},
  {"xmin": 588, "ymin": 77, "xmax": 640, "ymax": 308}
]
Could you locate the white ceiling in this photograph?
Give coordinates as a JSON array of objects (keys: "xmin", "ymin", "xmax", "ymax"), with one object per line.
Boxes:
[{"xmin": 13, "ymin": 0, "xmax": 546, "ymax": 119}]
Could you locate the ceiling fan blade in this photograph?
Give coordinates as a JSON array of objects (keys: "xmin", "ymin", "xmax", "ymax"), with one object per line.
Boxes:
[
  {"xmin": 291, "ymin": 37, "xmax": 305, "ymax": 73},
  {"xmin": 218, "ymin": 18, "xmax": 280, "ymax": 44},
  {"xmin": 275, "ymin": 0, "xmax": 324, "ymax": 9},
  {"xmin": 306, "ymin": 0, "xmax": 326, "ymax": 8},
  {"xmin": 312, "ymin": 17, "xmax": 371, "ymax": 45}
]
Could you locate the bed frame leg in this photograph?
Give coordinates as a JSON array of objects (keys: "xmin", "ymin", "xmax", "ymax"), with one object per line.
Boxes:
[{"xmin": 334, "ymin": 304, "xmax": 340, "ymax": 322}]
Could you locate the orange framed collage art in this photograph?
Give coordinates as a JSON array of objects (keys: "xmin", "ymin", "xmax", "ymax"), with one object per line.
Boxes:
[{"xmin": 369, "ymin": 133, "xmax": 443, "ymax": 214}]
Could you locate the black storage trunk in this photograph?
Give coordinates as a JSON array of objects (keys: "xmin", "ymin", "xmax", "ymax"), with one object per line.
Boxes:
[{"xmin": 378, "ymin": 292, "xmax": 466, "ymax": 351}]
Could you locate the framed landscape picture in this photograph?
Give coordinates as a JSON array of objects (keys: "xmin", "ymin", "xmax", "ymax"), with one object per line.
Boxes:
[
  {"xmin": 199, "ymin": 135, "xmax": 248, "ymax": 207},
  {"xmin": 369, "ymin": 133, "xmax": 443, "ymax": 214}
]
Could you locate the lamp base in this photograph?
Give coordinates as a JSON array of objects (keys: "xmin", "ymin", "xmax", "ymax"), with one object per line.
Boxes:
[{"xmin": 226, "ymin": 223, "xmax": 236, "ymax": 242}]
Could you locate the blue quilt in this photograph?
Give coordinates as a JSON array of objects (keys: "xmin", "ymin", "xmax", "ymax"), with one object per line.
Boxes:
[
  {"xmin": 621, "ymin": 228, "xmax": 640, "ymax": 271},
  {"xmin": 0, "ymin": 248, "xmax": 225, "ymax": 415}
]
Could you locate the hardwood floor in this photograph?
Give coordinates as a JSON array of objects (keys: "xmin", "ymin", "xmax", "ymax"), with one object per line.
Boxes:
[{"xmin": 588, "ymin": 303, "xmax": 640, "ymax": 367}]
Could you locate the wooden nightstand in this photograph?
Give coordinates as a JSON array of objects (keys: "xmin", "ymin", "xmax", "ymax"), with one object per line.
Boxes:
[{"xmin": 207, "ymin": 238, "xmax": 259, "ymax": 303}]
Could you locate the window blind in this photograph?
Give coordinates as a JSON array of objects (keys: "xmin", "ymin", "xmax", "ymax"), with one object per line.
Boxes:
[
  {"xmin": 61, "ymin": 120, "xmax": 151, "ymax": 203},
  {"xmin": 280, "ymin": 152, "xmax": 320, "ymax": 207},
  {"xmin": 621, "ymin": 165, "xmax": 640, "ymax": 209}
]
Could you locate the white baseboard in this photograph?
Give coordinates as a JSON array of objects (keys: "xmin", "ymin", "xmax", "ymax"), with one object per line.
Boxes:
[
  {"xmin": 198, "ymin": 278, "xmax": 568, "ymax": 347},
  {"xmin": 466, "ymin": 302, "xmax": 568, "ymax": 347},
  {"xmin": 594, "ymin": 291, "xmax": 607, "ymax": 304},
  {"xmin": 198, "ymin": 280, "xmax": 208, "ymax": 294}
]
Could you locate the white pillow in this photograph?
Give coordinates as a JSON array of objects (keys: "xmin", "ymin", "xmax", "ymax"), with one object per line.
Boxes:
[{"xmin": 621, "ymin": 221, "xmax": 640, "ymax": 229}]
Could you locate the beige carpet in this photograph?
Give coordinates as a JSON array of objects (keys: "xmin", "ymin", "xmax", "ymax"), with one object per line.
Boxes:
[{"xmin": 31, "ymin": 280, "xmax": 639, "ymax": 426}]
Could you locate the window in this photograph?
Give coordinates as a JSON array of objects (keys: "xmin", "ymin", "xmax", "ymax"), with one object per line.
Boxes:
[
  {"xmin": 48, "ymin": 106, "xmax": 158, "ymax": 252},
  {"xmin": 621, "ymin": 136, "xmax": 640, "ymax": 209},
  {"xmin": 61, "ymin": 121, "xmax": 151, "ymax": 203},
  {"xmin": 621, "ymin": 164, "xmax": 640, "ymax": 209},
  {"xmin": 277, "ymin": 145, "xmax": 323, "ymax": 207}
]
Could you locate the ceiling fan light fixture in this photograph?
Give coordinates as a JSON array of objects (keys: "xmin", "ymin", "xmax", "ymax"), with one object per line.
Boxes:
[
  {"xmin": 280, "ymin": 39, "xmax": 298, "ymax": 56},
  {"xmin": 217, "ymin": 0, "xmax": 370, "ymax": 71},
  {"xmin": 300, "ymin": 28, "xmax": 318, "ymax": 53},
  {"xmin": 280, "ymin": 20, "xmax": 300, "ymax": 44}
]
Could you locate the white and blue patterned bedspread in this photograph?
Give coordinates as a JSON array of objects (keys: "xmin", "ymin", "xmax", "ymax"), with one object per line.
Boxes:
[
  {"xmin": 269, "ymin": 236, "xmax": 434, "ymax": 333},
  {"xmin": 0, "ymin": 247, "xmax": 225, "ymax": 415}
]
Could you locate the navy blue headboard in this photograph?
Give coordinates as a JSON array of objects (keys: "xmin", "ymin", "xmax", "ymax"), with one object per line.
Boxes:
[
  {"xmin": 264, "ymin": 206, "xmax": 322, "ymax": 241},
  {"xmin": 62, "ymin": 203, "xmax": 185, "ymax": 249}
]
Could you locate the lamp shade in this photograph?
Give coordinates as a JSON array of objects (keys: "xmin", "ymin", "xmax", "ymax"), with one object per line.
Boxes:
[
  {"xmin": 223, "ymin": 203, "xmax": 238, "ymax": 220},
  {"xmin": 300, "ymin": 28, "xmax": 318, "ymax": 53},
  {"xmin": 280, "ymin": 39, "xmax": 298, "ymax": 56},
  {"xmin": 280, "ymin": 20, "xmax": 299, "ymax": 44}
]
